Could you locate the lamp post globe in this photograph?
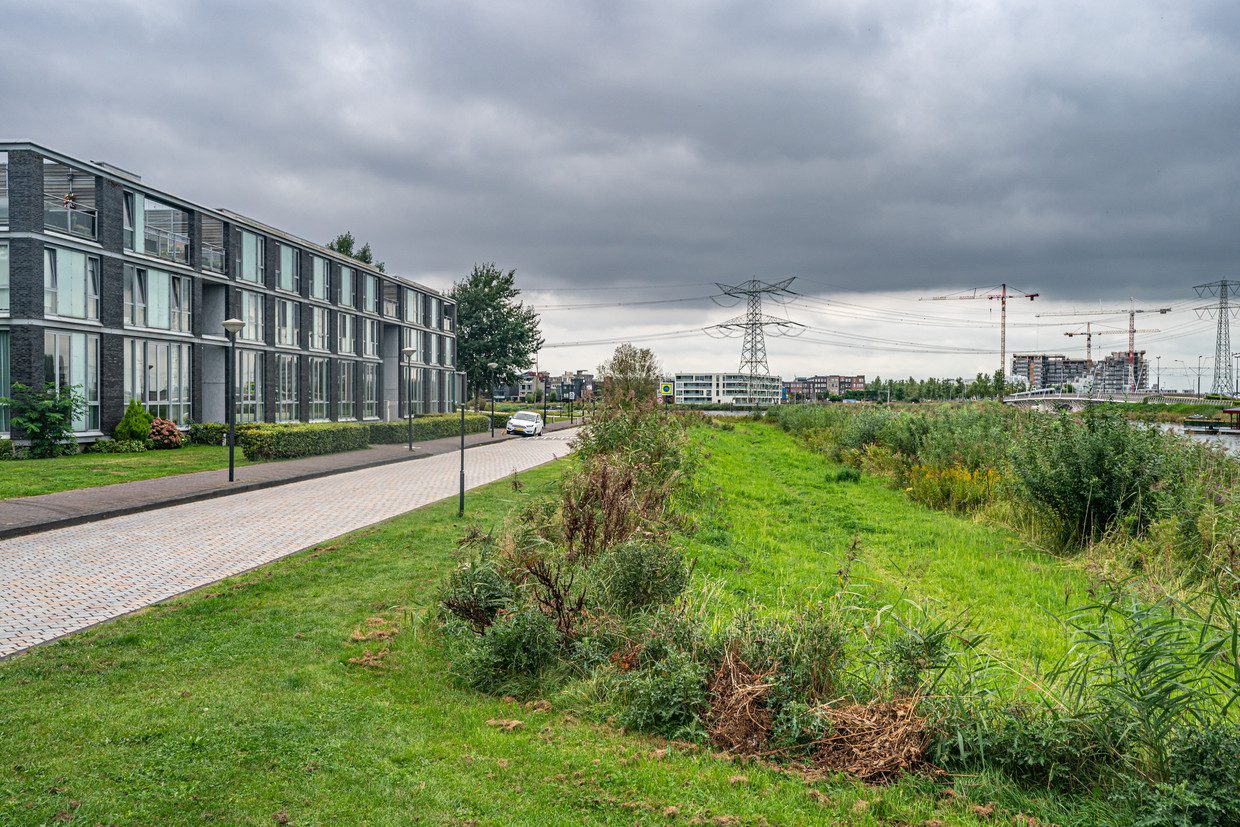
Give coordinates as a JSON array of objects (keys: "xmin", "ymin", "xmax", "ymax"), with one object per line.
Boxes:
[
  {"xmin": 401, "ymin": 346, "xmax": 417, "ymax": 451},
  {"xmin": 221, "ymin": 318, "xmax": 246, "ymax": 482},
  {"xmin": 486, "ymin": 362, "xmax": 499, "ymax": 438}
]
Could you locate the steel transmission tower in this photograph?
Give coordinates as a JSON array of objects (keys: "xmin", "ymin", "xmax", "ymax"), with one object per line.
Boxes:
[
  {"xmin": 1194, "ymin": 280, "xmax": 1240, "ymax": 396},
  {"xmin": 708, "ymin": 278, "xmax": 803, "ymax": 407}
]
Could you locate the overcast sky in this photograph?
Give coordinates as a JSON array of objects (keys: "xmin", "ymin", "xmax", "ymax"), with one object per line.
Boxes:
[{"xmin": 3, "ymin": 0, "xmax": 1238, "ymax": 387}]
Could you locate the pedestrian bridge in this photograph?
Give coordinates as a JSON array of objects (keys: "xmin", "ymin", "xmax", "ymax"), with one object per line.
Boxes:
[{"xmin": 1003, "ymin": 389, "xmax": 1208, "ymax": 411}]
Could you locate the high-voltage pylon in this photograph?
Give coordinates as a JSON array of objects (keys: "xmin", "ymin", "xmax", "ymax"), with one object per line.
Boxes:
[
  {"xmin": 708, "ymin": 278, "xmax": 803, "ymax": 407},
  {"xmin": 1194, "ymin": 280, "xmax": 1240, "ymax": 396}
]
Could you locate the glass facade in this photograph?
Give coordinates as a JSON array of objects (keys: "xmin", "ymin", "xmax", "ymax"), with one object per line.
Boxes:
[
  {"xmin": 309, "ymin": 306, "xmax": 329, "ymax": 350},
  {"xmin": 338, "ymin": 312, "xmax": 355, "ymax": 354},
  {"xmin": 311, "ymin": 256, "xmax": 329, "ymax": 300},
  {"xmin": 235, "ymin": 349, "xmax": 263, "ymax": 423},
  {"xmin": 309, "ymin": 357, "xmax": 329, "ymax": 420},
  {"xmin": 0, "ymin": 242, "xmax": 8, "ymax": 312},
  {"xmin": 0, "ymin": 331, "xmax": 8, "ymax": 432},
  {"xmin": 275, "ymin": 354, "xmax": 298, "ymax": 422},
  {"xmin": 123, "ymin": 338, "xmax": 192, "ymax": 425},
  {"xmin": 124, "ymin": 265, "xmax": 191, "ymax": 331},
  {"xmin": 44, "ymin": 247, "xmax": 99, "ymax": 319},
  {"xmin": 363, "ymin": 363, "xmax": 379, "ymax": 418},
  {"xmin": 0, "ymin": 151, "xmax": 7, "ymax": 226},
  {"xmin": 276, "ymin": 299, "xmax": 300, "ymax": 347},
  {"xmin": 338, "ymin": 361, "xmax": 355, "ymax": 419},
  {"xmin": 278, "ymin": 244, "xmax": 300, "ymax": 293},
  {"xmin": 239, "ymin": 290, "xmax": 264, "ymax": 342},
  {"xmin": 45, "ymin": 330, "xmax": 100, "ymax": 431},
  {"xmin": 240, "ymin": 230, "xmax": 264, "ymax": 283},
  {"xmin": 125, "ymin": 192, "xmax": 189, "ymax": 264},
  {"xmin": 363, "ymin": 318, "xmax": 380, "ymax": 357},
  {"xmin": 339, "ymin": 266, "xmax": 355, "ymax": 307}
]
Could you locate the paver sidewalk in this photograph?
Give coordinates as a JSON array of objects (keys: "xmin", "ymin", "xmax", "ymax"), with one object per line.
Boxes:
[
  {"xmin": 0, "ymin": 429, "xmax": 579, "ymax": 659},
  {"xmin": 0, "ymin": 418, "xmax": 581, "ymax": 540}
]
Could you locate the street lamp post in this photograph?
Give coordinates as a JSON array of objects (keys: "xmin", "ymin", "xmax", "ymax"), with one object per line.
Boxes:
[
  {"xmin": 401, "ymin": 346, "xmax": 416, "ymax": 451},
  {"xmin": 456, "ymin": 371, "xmax": 467, "ymax": 517},
  {"xmin": 542, "ymin": 374, "xmax": 549, "ymax": 423},
  {"xmin": 1198, "ymin": 355, "xmax": 1203, "ymax": 397},
  {"xmin": 221, "ymin": 318, "xmax": 246, "ymax": 482},
  {"xmin": 487, "ymin": 361, "xmax": 498, "ymax": 438},
  {"xmin": 1156, "ymin": 355, "xmax": 1161, "ymax": 392}
]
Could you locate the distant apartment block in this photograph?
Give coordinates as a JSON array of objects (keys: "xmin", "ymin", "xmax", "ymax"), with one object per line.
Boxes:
[
  {"xmin": 1011, "ymin": 351, "xmax": 1148, "ymax": 393},
  {"xmin": 783, "ymin": 374, "xmax": 866, "ymax": 401},
  {"xmin": 671, "ymin": 372, "xmax": 782, "ymax": 406},
  {"xmin": 0, "ymin": 142, "xmax": 459, "ymax": 439},
  {"xmin": 1011, "ymin": 354, "xmax": 1090, "ymax": 390}
]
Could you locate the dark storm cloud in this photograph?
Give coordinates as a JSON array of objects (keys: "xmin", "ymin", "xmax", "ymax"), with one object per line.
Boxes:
[{"xmin": 3, "ymin": 0, "xmax": 1239, "ymax": 302}]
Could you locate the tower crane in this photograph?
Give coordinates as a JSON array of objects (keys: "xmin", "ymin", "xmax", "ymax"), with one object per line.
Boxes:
[
  {"xmin": 1038, "ymin": 302, "xmax": 1170, "ymax": 392},
  {"xmin": 1063, "ymin": 322, "xmax": 1160, "ymax": 367},
  {"xmin": 921, "ymin": 284, "xmax": 1039, "ymax": 400}
]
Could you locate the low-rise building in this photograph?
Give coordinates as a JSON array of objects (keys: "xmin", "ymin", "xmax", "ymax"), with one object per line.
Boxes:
[
  {"xmin": 782, "ymin": 374, "xmax": 866, "ymax": 401},
  {"xmin": 670, "ymin": 372, "xmax": 782, "ymax": 406}
]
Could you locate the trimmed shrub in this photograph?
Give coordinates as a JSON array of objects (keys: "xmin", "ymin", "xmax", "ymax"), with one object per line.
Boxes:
[
  {"xmin": 148, "ymin": 418, "xmax": 183, "ymax": 449},
  {"xmin": 237, "ymin": 422, "xmax": 369, "ymax": 460},
  {"xmin": 366, "ymin": 414, "xmax": 489, "ymax": 444},
  {"xmin": 3, "ymin": 382, "xmax": 85, "ymax": 458},
  {"xmin": 188, "ymin": 422, "xmax": 228, "ymax": 446},
  {"xmin": 114, "ymin": 399, "xmax": 155, "ymax": 443},
  {"xmin": 0, "ymin": 439, "xmax": 13, "ymax": 460},
  {"xmin": 85, "ymin": 438, "xmax": 147, "ymax": 454}
]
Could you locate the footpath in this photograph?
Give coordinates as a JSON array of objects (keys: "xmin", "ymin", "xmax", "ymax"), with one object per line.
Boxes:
[{"xmin": 0, "ymin": 418, "xmax": 580, "ymax": 540}]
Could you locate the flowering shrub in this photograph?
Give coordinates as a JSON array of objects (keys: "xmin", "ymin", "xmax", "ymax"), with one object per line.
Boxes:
[{"xmin": 148, "ymin": 418, "xmax": 183, "ymax": 449}]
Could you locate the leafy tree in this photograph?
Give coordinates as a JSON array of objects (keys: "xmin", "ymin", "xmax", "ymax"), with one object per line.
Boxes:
[
  {"xmin": 327, "ymin": 231, "xmax": 385, "ymax": 273},
  {"xmin": 450, "ymin": 263, "xmax": 544, "ymax": 406},
  {"xmin": 598, "ymin": 344, "xmax": 661, "ymax": 405},
  {"xmin": 2, "ymin": 382, "xmax": 85, "ymax": 457}
]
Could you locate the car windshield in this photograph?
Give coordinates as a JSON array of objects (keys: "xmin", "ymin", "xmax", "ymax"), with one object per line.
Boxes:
[{"xmin": 512, "ymin": 413, "xmax": 537, "ymax": 422}]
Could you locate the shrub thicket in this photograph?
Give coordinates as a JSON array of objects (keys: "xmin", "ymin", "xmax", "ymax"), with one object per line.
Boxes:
[
  {"xmin": 4, "ymin": 382, "xmax": 85, "ymax": 457},
  {"xmin": 187, "ymin": 422, "xmax": 228, "ymax": 446},
  {"xmin": 238, "ymin": 422, "xmax": 370, "ymax": 460}
]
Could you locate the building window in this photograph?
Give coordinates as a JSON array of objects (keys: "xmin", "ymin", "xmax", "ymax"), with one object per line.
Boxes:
[
  {"xmin": 0, "ymin": 331, "xmax": 9, "ymax": 432},
  {"xmin": 363, "ymin": 274, "xmax": 378, "ymax": 313},
  {"xmin": 338, "ymin": 360, "xmax": 355, "ymax": 419},
  {"xmin": 404, "ymin": 288, "xmax": 422, "ymax": 324},
  {"xmin": 279, "ymin": 244, "xmax": 301, "ymax": 293},
  {"xmin": 125, "ymin": 192, "xmax": 189, "ymax": 264},
  {"xmin": 276, "ymin": 354, "xmax": 299, "ymax": 422},
  {"xmin": 444, "ymin": 336, "xmax": 455, "ymax": 368},
  {"xmin": 239, "ymin": 230, "xmax": 264, "ymax": 283},
  {"xmin": 309, "ymin": 357, "xmax": 329, "ymax": 420},
  {"xmin": 44, "ymin": 247, "xmax": 99, "ymax": 320},
  {"xmin": 383, "ymin": 281, "xmax": 399, "ymax": 317},
  {"xmin": 43, "ymin": 162, "xmax": 97, "ymax": 239},
  {"xmin": 363, "ymin": 363, "xmax": 379, "ymax": 419},
  {"xmin": 311, "ymin": 256, "xmax": 329, "ymax": 300},
  {"xmin": 401, "ymin": 365, "xmax": 423, "ymax": 417},
  {"xmin": 338, "ymin": 312, "xmax": 355, "ymax": 354},
  {"xmin": 362, "ymin": 318, "xmax": 380, "ymax": 357},
  {"xmin": 309, "ymin": 306, "xmax": 329, "ymax": 351},
  {"xmin": 44, "ymin": 330, "xmax": 100, "ymax": 431},
  {"xmin": 276, "ymin": 299, "xmax": 300, "ymax": 347},
  {"xmin": 201, "ymin": 215, "xmax": 226, "ymax": 274},
  {"xmin": 0, "ymin": 151, "xmax": 8, "ymax": 226},
  {"xmin": 124, "ymin": 266, "xmax": 191, "ymax": 331},
  {"xmin": 239, "ymin": 290, "xmax": 264, "ymax": 342},
  {"xmin": 123, "ymin": 338, "xmax": 192, "ymax": 425},
  {"xmin": 235, "ymin": 349, "xmax": 263, "ymax": 423},
  {"xmin": 0, "ymin": 242, "xmax": 8, "ymax": 312},
  {"xmin": 401, "ymin": 327, "xmax": 418, "ymax": 363},
  {"xmin": 339, "ymin": 266, "xmax": 355, "ymax": 307}
]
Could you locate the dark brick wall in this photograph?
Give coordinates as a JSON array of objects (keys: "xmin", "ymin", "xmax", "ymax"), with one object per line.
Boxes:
[
  {"xmin": 7, "ymin": 150, "xmax": 43, "ymax": 233},
  {"xmin": 95, "ymin": 177, "xmax": 123, "ymax": 254},
  {"xmin": 262, "ymin": 350, "xmax": 276, "ymax": 422},
  {"xmin": 7, "ymin": 237, "xmax": 44, "ymax": 320},
  {"xmin": 8, "ymin": 325, "xmax": 44, "ymax": 395},
  {"xmin": 99, "ymin": 256, "xmax": 125, "ymax": 330},
  {"xmin": 99, "ymin": 333, "xmax": 125, "ymax": 434}
]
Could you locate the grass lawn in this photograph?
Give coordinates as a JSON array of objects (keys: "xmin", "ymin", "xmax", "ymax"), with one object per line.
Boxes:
[
  {"xmin": 0, "ymin": 423, "xmax": 1110, "ymax": 824},
  {"xmin": 0, "ymin": 445, "xmax": 256, "ymax": 500}
]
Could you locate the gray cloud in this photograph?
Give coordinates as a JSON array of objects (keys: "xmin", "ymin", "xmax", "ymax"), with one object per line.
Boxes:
[{"xmin": 2, "ymin": 0, "xmax": 1236, "ymax": 377}]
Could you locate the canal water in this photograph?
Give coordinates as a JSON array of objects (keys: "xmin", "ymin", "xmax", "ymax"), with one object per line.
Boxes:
[{"xmin": 1162, "ymin": 423, "xmax": 1240, "ymax": 455}]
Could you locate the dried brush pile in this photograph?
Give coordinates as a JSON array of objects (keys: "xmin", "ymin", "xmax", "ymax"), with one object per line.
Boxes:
[{"xmin": 814, "ymin": 699, "xmax": 931, "ymax": 783}]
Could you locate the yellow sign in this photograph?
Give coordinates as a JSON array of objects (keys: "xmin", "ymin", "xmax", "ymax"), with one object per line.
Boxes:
[{"xmin": 659, "ymin": 382, "xmax": 674, "ymax": 396}]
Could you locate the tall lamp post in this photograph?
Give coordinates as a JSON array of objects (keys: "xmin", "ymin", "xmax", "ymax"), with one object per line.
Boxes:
[
  {"xmin": 542, "ymin": 373, "xmax": 549, "ymax": 423},
  {"xmin": 401, "ymin": 346, "xmax": 416, "ymax": 451},
  {"xmin": 455, "ymin": 371, "xmax": 467, "ymax": 517},
  {"xmin": 487, "ymin": 361, "xmax": 499, "ymax": 438},
  {"xmin": 221, "ymin": 318, "xmax": 246, "ymax": 482}
]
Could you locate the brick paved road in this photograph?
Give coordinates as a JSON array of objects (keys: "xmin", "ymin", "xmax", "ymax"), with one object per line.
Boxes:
[{"xmin": 0, "ymin": 430, "xmax": 577, "ymax": 659}]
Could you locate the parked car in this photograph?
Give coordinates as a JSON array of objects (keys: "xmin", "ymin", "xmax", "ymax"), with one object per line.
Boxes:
[{"xmin": 505, "ymin": 410, "xmax": 544, "ymax": 436}]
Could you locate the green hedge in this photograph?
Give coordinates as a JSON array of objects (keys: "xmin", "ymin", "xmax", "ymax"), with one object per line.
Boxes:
[
  {"xmin": 213, "ymin": 414, "xmax": 494, "ymax": 460},
  {"xmin": 238, "ymin": 423, "xmax": 370, "ymax": 460},
  {"xmin": 367, "ymin": 414, "xmax": 490, "ymax": 444}
]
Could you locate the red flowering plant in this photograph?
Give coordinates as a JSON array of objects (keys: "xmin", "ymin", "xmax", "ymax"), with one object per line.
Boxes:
[{"xmin": 148, "ymin": 418, "xmax": 183, "ymax": 449}]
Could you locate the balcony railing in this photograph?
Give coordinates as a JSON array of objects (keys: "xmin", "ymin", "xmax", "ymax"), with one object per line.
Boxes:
[
  {"xmin": 143, "ymin": 224, "xmax": 190, "ymax": 264},
  {"xmin": 202, "ymin": 241, "xmax": 226, "ymax": 273},
  {"xmin": 44, "ymin": 195, "xmax": 97, "ymax": 239}
]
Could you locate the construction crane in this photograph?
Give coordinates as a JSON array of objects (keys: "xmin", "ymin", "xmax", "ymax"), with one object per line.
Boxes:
[
  {"xmin": 1063, "ymin": 322, "xmax": 1160, "ymax": 367},
  {"xmin": 921, "ymin": 284, "xmax": 1039, "ymax": 399},
  {"xmin": 1038, "ymin": 302, "xmax": 1171, "ymax": 391}
]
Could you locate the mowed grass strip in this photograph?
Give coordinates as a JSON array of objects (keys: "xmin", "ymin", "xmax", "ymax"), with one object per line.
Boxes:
[
  {"xmin": 685, "ymin": 423, "xmax": 1091, "ymax": 667},
  {"xmin": 0, "ymin": 459, "xmax": 995, "ymax": 826},
  {"xmin": 0, "ymin": 445, "xmax": 255, "ymax": 500}
]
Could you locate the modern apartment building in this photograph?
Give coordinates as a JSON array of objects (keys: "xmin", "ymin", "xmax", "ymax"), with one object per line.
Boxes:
[
  {"xmin": 0, "ymin": 142, "xmax": 459, "ymax": 439},
  {"xmin": 1010, "ymin": 354, "xmax": 1090, "ymax": 390},
  {"xmin": 670, "ymin": 372, "xmax": 782, "ymax": 406},
  {"xmin": 783, "ymin": 374, "xmax": 866, "ymax": 401},
  {"xmin": 1010, "ymin": 351, "xmax": 1147, "ymax": 393}
]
